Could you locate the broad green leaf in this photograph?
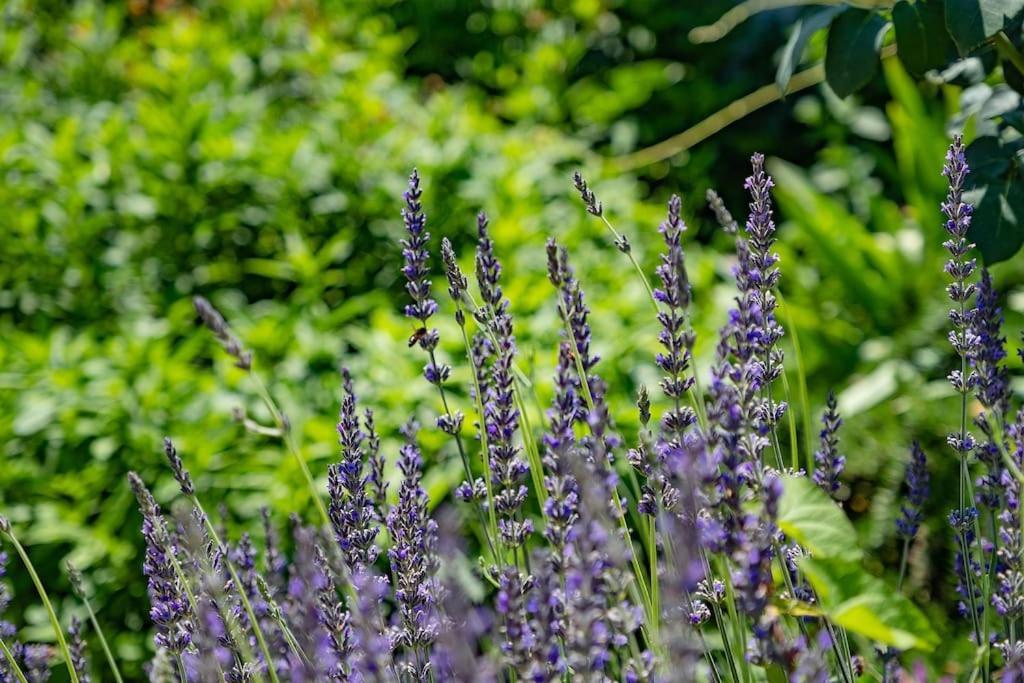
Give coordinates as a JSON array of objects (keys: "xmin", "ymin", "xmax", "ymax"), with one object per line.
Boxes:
[
  {"xmin": 945, "ymin": 0, "xmax": 1024, "ymax": 54},
  {"xmin": 777, "ymin": 474, "xmax": 862, "ymax": 562},
  {"xmin": 800, "ymin": 558, "xmax": 941, "ymax": 651},
  {"xmin": 964, "ymin": 136, "xmax": 1024, "ymax": 263},
  {"xmin": 825, "ymin": 9, "xmax": 889, "ymax": 98},
  {"xmin": 777, "ymin": 7, "xmax": 846, "ymax": 93},
  {"xmin": 893, "ymin": 0, "xmax": 957, "ymax": 75}
]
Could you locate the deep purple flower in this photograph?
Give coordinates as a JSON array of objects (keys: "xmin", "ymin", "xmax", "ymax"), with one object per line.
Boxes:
[
  {"xmin": 541, "ymin": 342, "xmax": 581, "ymax": 578},
  {"xmin": 400, "ymin": 169, "xmax": 449, "ymax": 387},
  {"xmin": 653, "ymin": 195, "xmax": 698, "ymax": 437},
  {"xmin": 941, "ymin": 136, "xmax": 978, "ymax": 459},
  {"xmin": 128, "ymin": 471, "xmax": 193, "ymax": 654},
  {"xmin": 741, "ymin": 153, "xmax": 786, "ymax": 435},
  {"xmin": 812, "ymin": 392, "xmax": 845, "ymax": 496},
  {"xmin": 476, "ymin": 214, "xmax": 531, "ymax": 550},
  {"xmin": 971, "ymin": 269, "xmax": 1009, "ymax": 417},
  {"xmin": 386, "ymin": 424, "xmax": 440, "ymax": 668},
  {"xmin": 896, "ymin": 442, "xmax": 929, "ymax": 540},
  {"xmin": 328, "ymin": 368, "xmax": 381, "ymax": 571}
]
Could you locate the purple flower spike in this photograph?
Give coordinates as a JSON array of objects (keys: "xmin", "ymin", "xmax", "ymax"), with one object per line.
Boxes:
[
  {"xmin": 654, "ymin": 194, "xmax": 697, "ymax": 435},
  {"xmin": 812, "ymin": 391, "xmax": 845, "ymax": 496},
  {"xmin": 386, "ymin": 424, "xmax": 440, "ymax": 668},
  {"xmin": 897, "ymin": 442, "xmax": 929, "ymax": 540},
  {"xmin": 128, "ymin": 471, "xmax": 193, "ymax": 654},
  {"xmin": 328, "ymin": 368, "xmax": 381, "ymax": 571},
  {"xmin": 401, "ymin": 169, "xmax": 438, "ymax": 327},
  {"xmin": 971, "ymin": 269, "xmax": 1009, "ymax": 417},
  {"xmin": 477, "ymin": 214, "xmax": 530, "ymax": 550}
]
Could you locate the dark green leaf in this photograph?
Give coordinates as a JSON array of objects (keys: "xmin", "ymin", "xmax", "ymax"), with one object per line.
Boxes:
[
  {"xmin": 777, "ymin": 474, "xmax": 862, "ymax": 562},
  {"xmin": 893, "ymin": 0, "xmax": 957, "ymax": 74},
  {"xmin": 945, "ymin": 0, "xmax": 1024, "ymax": 54},
  {"xmin": 825, "ymin": 9, "xmax": 890, "ymax": 98},
  {"xmin": 800, "ymin": 558, "xmax": 941, "ymax": 651},
  {"xmin": 957, "ymin": 137, "xmax": 1024, "ymax": 263},
  {"xmin": 777, "ymin": 7, "xmax": 846, "ymax": 93}
]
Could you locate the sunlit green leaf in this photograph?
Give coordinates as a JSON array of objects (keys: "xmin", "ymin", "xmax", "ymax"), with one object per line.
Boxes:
[
  {"xmin": 800, "ymin": 557, "xmax": 940, "ymax": 651},
  {"xmin": 778, "ymin": 474, "xmax": 862, "ymax": 562}
]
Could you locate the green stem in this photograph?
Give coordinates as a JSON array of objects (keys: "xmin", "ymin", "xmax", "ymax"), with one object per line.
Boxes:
[
  {"xmin": 250, "ymin": 373, "xmax": 331, "ymax": 530},
  {"xmin": 191, "ymin": 496, "xmax": 282, "ymax": 683},
  {"xmin": 2, "ymin": 529, "xmax": 80, "ymax": 683},
  {"xmin": 897, "ymin": 537, "xmax": 911, "ymax": 592},
  {"xmin": 80, "ymin": 593, "xmax": 125, "ymax": 683},
  {"xmin": 429, "ymin": 347, "xmax": 499, "ymax": 563},
  {"xmin": 597, "ymin": 215, "xmax": 660, "ymax": 318},
  {"xmin": 456, "ymin": 316, "xmax": 502, "ymax": 561},
  {"xmin": 0, "ymin": 637, "xmax": 30, "ymax": 683}
]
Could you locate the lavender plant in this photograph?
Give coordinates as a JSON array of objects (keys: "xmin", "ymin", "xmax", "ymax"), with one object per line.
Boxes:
[{"xmin": 8, "ymin": 138, "xmax": 1024, "ymax": 682}]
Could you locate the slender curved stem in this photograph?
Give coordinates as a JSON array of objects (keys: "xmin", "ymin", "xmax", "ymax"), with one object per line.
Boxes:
[
  {"xmin": 2, "ymin": 529, "xmax": 80, "ymax": 683},
  {"xmin": 80, "ymin": 593, "xmax": 125, "ymax": 683},
  {"xmin": 190, "ymin": 496, "xmax": 282, "ymax": 683},
  {"xmin": 249, "ymin": 373, "xmax": 331, "ymax": 530},
  {"xmin": 613, "ymin": 45, "xmax": 898, "ymax": 171},
  {"xmin": 0, "ymin": 637, "xmax": 30, "ymax": 683}
]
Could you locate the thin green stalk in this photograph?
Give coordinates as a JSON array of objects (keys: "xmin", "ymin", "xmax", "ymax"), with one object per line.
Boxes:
[
  {"xmin": 249, "ymin": 373, "xmax": 331, "ymax": 530},
  {"xmin": 780, "ymin": 368, "xmax": 800, "ymax": 472},
  {"xmin": 456, "ymin": 317, "xmax": 502, "ymax": 560},
  {"xmin": 597, "ymin": 215, "xmax": 659, "ymax": 318},
  {"xmin": 647, "ymin": 516, "xmax": 660, "ymax": 643},
  {"xmin": 514, "ymin": 389, "xmax": 548, "ymax": 510},
  {"xmin": 0, "ymin": 637, "xmax": 29, "ymax": 683},
  {"xmin": 175, "ymin": 654, "xmax": 188, "ymax": 683},
  {"xmin": 897, "ymin": 537, "xmax": 911, "ymax": 592},
  {"xmin": 559, "ymin": 312, "xmax": 655, "ymax": 628},
  {"xmin": 79, "ymin": 593, "xmax": 125, "ymax": 683},
  {"xmin": 428, "ymin": 347, "xmax": 499, "ymax": 563},
  {"xmin": 712, "ymin": 555, "xmax": 752, "ymax": 683},
  {"xmin": 1, "ymin": 527, "xmax": 80, "ymax": 683},
  {"xmin": 782, "ymin": 296, "xmax": 814, "ymax": 472},
  {"xmin": 191, "ymin": 496, "xmax": 282, "ymax": 683}
]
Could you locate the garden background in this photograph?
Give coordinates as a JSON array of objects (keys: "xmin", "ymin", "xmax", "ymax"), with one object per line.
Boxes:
[{"xmin": 3, "ymin": 0, "xmax": 1022, "ymax": 678}]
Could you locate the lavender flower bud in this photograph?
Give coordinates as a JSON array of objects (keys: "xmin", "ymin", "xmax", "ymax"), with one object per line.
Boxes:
[
  {"xmin": 193, "ymin": 296, "xmax": 253, "ymax": 370},
  {"xmin": 637, "ymin": 385, "xmax": 651, "ymax": 427},
  {"xmin": 68, "ymin": 616, "xmax": 91, "ymax": 683},
  {"xmin": 128, "ymin": 471, "xmax": 193, "ymax": 654},
  {"xmin": 812, "ymin": 391, "xmax": 845, "ymax": 496},
  {"xmin": 440, "ymin": 237, "xmax": 469, "ymax": 303},
  {"xmin": 571, "ymin": 171, "xmax": 602, "ymax": 216},
  {"xmin": 400, "ymin": 168, "xmax": 439, "ymax": 327},
  {"xmin": 386, "ymin": 424, "xmax": 441, "ymax": 658},
  {"xmin": 654, "ymin": 194, "xmax": 696, "ymax": 408},
  {"xmin": 896, "ymin": 442, "xmax": 929, "ymax": 540},
  {"xmin": 706, "ymin": 188, "xmax": 738, "ymax": 234},
  {"xmin": 971, "ymin": 269, "xmax": 1009, "ymax": 416},
  {"xmin": 328, "ymin": 368, "xmax": 380, "ymax": 571},
  {"xmin": 163, "ymin": 437, "xmax": 195, "ymax": 496}
]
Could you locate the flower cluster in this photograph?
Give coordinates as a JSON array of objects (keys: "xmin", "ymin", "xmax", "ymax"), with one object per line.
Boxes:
[{"xmin": 7, "ymin": 142, "xmax": 1019, "ymax": 683}]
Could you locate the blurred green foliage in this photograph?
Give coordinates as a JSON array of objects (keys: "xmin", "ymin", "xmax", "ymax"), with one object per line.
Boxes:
[{"xmin": 4, "ymin": 0, "xmax": 1024, "ymax": 678}]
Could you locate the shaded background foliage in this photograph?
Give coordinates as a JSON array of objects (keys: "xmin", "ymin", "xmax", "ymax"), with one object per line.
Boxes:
[{"xmin": 3, "ymin": 0, "xmax": 1024, "ymax": 677}]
